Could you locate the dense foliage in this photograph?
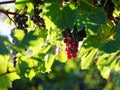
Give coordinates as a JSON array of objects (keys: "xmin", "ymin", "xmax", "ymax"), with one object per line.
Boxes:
[{"xmin": 0, "ymin": 0, "xmax": 120, "ymax": 90}]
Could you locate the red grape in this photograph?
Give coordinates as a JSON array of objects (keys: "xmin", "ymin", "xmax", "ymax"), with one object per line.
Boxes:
[{"xmin": 62, "ymin": 25, "xmax": 86, "ymax": 59}]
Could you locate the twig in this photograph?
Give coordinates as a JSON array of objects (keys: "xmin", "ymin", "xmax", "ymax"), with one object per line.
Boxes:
[
  {"xmin": 0, "ymin": 9, "xmax": 17, "ymax": 25},
  {"xmin": 0, "ymin": 0, "xmax": 15, "ymax": 4},
  {"xmin": 0, "ymin": 9, "xmax": 17, "ymax": 15}
]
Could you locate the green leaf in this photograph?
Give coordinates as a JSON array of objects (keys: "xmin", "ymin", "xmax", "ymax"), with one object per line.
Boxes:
[
  {"xmin": 115, "ymin": 25, "xmax": 120, "ymax": 41},
  {"xmin": 96, "ymin": 52, "xmax": 118, "ymax": 79},
  {"xmin": 27, "ymin": 68, "xmax": 36, "ymax": 80},
  {"xmin": 56, "ymin": 49, "xmax": 67, "ymax": 62},
  {"xmin": 0, "ymin": 72, "xmax": 20, "ymax": 90},
  {"xmin": 114, "ymin": 75, "xmax": 120, "ymax": 88},
  {"xmin": 27, "ymin": 2, "xmax": 34, "ymax": 14},
  {"xmin": 0, "ymin": 35, "xmax": 9, "ymax": 55},
  {"xmin": 79, "ymin": 35, "xmax": 103, "ymax": 66},
  {"xmin": 0, "ymin": 55, "xmax": 19, "ymax": 89},
  {"xmin": 16, "ymin": 0, "xmax": 30, "ymax": 10},
  {"xmin": 76, "ymin": 8, "xmax": 106, "ymax": 33},
  {"xmin": 13, "ymin": 29, "xmax": 25, "ymax": 42},
  {"xmin": 99, "ymin": 40, "xmax": 120, "ymax": 53},
  {"xmin": 45, "ymin": 54, "xmax": 55, "ymax": 72},
  {"xmin": 0, "ymin": 55, "xmax": 8, "ymax": 74},
  {"xmin": 98, "ymin": 66, "xmax": 111, "ymax": 79},
  {"xmin": 78, "ymin": 0, "xmax": 94, "ymax": 13},
  {"xmin": 17, "ymin": 60, "xmax": 30, "ymax": 78},
  {"xmin": 44, "ymin": 2, "xmax": 77, "ymax": 29},
  {"xmin": 6, "ymin": 72, "xmax": 20, "ymax": 81},
  {"xmin": 0, "ymin": 76, "xmax": 11, "ymax": 90},
  {"xmin": 81, "ymin": 48, "xmax": 98, "ymax": 69},
  {"xmin": 4, "ymin": 40, "xmax": 23, "ymax": 52}
]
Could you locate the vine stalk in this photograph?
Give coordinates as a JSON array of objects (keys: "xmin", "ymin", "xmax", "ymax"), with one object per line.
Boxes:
[
  {"xmin": 0, "ymin": 9, "xmax": 17, "ymax": 25},
  {"xmin": 0, "ymin": 0, "xmax": 15, "ymax": 4}
]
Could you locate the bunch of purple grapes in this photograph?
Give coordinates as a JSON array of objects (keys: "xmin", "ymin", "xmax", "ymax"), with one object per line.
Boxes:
[
  {"xmin": 62, "ymin": 25, "xmax": 86, "ymax": 59},
  {"xmin": 14, "ymin": 14, "xmax": 28, "ymax": 29},
  {"xmin": 31, "ymin": 8, "xmax": 45, "ymax": 28},
  {"xmin": 31, "ymin": 0, "xmax": 45, "ymax": 28}
]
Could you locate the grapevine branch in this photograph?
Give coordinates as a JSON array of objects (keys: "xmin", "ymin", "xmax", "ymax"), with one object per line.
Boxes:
[
  {"xmin": 0, "ymin": 0, "xmax": 15, "ymax": 4},
  {"xmin": 0, "ymin": 9, "xmax": 17, "ymax": 25},
  {"xmin": 0, "ymin": 9, "xmax": 17, "ymax": 15}
]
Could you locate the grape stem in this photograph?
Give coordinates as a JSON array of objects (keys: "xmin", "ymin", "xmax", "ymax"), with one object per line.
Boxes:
[
  {"xmin": 0, "ymin": 9, "xmax": 17, "ymax": 15},
  {"xmin": 0, "ymin": 0, "xmax": 15, "ymax": 4},
  {"xmin": 0, "ymin": 9, "xmax": 17, "ymax": 25}
]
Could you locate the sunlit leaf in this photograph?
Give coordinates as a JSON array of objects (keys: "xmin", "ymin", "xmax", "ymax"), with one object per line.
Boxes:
[
  {"xmin": 13, "ymin": 29, "xmax": 25, "ymax": 42},
  {"xmin": 43, "ymin": 2, "xmax": 77, "ymax": 29},
  {"xmin": 16, "ymin": 0, "xmax": 30, "ymax": 10}
]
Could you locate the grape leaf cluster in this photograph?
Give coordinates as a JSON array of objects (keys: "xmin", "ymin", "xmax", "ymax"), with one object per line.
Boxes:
[
  {"xmin": 62, "ymin": 25, "xmax": 86, "ymax": 59},
  {"xmin": 14, "ymin": 14, "xmax": 28, "ymax": 29},
  {"xmin": 31, "ymin": 0, "xmax": 45, "ymax": 28}
]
